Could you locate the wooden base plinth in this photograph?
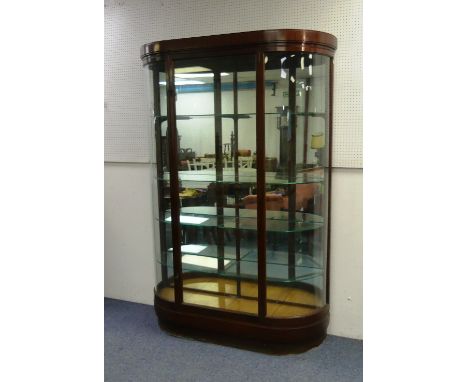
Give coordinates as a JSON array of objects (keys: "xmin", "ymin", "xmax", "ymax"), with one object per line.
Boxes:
[{"xmin": 154, "ymin": 276, "xmax": 329, "ymax": 352}]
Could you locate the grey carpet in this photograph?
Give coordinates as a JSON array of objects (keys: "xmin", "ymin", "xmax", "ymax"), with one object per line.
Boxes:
[{"xmin": 105, "ymin": 298, "xmax": 362, "ymax": 382}]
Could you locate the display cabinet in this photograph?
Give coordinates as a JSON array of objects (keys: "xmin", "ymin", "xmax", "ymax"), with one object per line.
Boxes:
[{"xmin": 141, "ymin": 29, "xmax": 337, "ymax": 347}]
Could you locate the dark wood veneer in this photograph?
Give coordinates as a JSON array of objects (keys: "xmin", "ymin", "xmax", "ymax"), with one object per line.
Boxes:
[
  {"xmin": 143, "ymin": 29, "xmax": 336, "ymax": 349},
  {"xmin": 141, "ymin": 29, "xmax": 337, "ymax": 64},
  {"xmin": 154, "ymin": 286, "xmax": 329, "ymax": 348},
  {"xmin": 165, "ymin": 56, "xmax": 183, "ymax": 304},
  {"xmin": 255, "ymin": 51, "xmax": 267, "ymax": 318}
]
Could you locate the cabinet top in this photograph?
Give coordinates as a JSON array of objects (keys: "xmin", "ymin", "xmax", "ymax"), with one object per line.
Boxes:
[{"xmin": 140, "ymin": 29, "xmax": 337, "ymax": 62}]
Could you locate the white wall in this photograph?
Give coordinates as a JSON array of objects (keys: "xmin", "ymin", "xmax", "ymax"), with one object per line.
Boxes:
[
  {"xmin": 328, "ymin": 169, "xmax": 363, "ymax": 339},
  {"xmin": 104, "ymin": 163, "xmax": 156, "ymax": 303}
]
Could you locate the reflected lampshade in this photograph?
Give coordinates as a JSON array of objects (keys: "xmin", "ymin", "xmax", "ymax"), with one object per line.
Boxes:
[{"xmin": 311, "ymin": 133, "xmax": 325, "ymax": 149}]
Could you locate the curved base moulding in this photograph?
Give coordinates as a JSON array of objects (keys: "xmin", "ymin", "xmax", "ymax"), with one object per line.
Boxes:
[{"xmin": 154, "ymin": 276, "xmax": 329, "ymax": 353}]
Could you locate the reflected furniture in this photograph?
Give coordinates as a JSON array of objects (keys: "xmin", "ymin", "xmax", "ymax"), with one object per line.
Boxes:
[{"xmin": 141, "ymin": 29, "xmax": 336, "ymax": 347}]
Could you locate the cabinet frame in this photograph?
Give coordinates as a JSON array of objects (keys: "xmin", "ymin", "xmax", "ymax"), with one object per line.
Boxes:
[{"xmin": 141, "ymin": 29, "xmax": 337, "ymax": 347}]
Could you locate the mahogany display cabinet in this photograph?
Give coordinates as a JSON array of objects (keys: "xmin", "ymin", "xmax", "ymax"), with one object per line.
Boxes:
[{"xmin": 141, "ymin": 29, "xmax": 337, "ymax": 348}]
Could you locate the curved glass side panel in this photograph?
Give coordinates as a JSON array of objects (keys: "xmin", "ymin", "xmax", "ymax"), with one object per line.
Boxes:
[
  {"xmin": 264, "ymin": 52, "xmax": 330, "ymax": 317},
  {"xmin": 146, "ymin": 62, "xmax": 174, "ymax": 300}
]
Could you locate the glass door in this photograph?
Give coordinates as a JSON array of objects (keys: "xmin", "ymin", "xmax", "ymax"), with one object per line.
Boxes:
[{"xmin": 159, "ymin": 55, "xmax": 261, "ymax": 315}]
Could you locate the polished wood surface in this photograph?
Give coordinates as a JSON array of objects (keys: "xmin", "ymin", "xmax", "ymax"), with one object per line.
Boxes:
[
  {"xmin": 165, "ymin": 55, "xmax": 183, "ymax": 304},
  {"xmin": 255, "ymin": 51, "xmax": 267, "ymax": 317},
  {"xmin": 141, "ymin": 29, "xmax": 337, "ymax": 60},
  {"xmin": 155, "ymin": 278, "xmax": 330, "ymax": 347},
  {"xmin": 326, "ymin": 59, "xmax": 334, "ymax": 304},
  {"xmin": 288, "ymin": 57, "xmax": 297, "ymax": 279},
  {"xmin": 158, "ymin": 277, "xmax": 321, "ymax": 318},
  {"xmin": 213, "ymin": 71, "xmax": 225, "ymax": 272}
]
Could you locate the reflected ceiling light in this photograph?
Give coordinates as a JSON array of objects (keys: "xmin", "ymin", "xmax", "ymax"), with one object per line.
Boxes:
[
  {"xmin": 175, "ymin": 66, "xmax": 211, "ymax": 73},
  {"xmin": 165, "ymin": 215, "xmax": 208, "ymax": 224},
  {"xmin": 300, "ymin": 57, "xmax": 305, "ymax": 70},
  {"xmin": 181, "ymin": 254, "xmax": 231, "ymax": 269},
  {"xmin": 180, "ymin": 244, "xmax": 207, "ymax": 254},
  {"xmin": 175, "ymin": 72, "xmax": 229, "ymax": 78},
  {"xmin": 168, "ymin": 244, "xmax": 208, "ymax": 254},
  {"xmin": 159, "ymin": 80, "xmax": 205, "ymax": 86},
  {"xmin": 280, "ymin": 57, "xmax": 287, "ymax": 79}
]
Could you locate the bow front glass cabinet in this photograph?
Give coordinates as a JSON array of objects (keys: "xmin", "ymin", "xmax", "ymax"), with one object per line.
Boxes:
[{"xmin": 141, "ymin": 29, "xmax": 336, "ymax": 347}]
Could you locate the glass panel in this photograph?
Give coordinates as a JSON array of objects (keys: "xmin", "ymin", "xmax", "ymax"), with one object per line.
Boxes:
[
  {"xmin": 169, "ymin": 55, "xmax": 258, "ymax": 315},
  {"xmin": 159, "ymin": 165, "xmax": 323, "ymax": 185},
  {"xmin": 147, "ymin": 52, "xmax": 331, "ymax": 317},
  {"xmin": 265, "ymin": 53, "xmax": 330, "ymax": 173},
  {"xmin": 161, "ymin": 207, "xmax": 324, "ymax": 233},
  {"xmin": 264, "ymin": 53, "xmax": 330, "ymax": 317},
  {"xmin": 146, "ymin": 63, "xmax": 173, "ymax": 301},
  {"xmin": 320, "ymin": 170, "xmax": 330, "ymax": 305}
]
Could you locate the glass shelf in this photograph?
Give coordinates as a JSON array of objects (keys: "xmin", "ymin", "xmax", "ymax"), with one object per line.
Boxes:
[
  {"xmin": 162, "ymin": 207, "xmax": 324, "ymax": 232},
  {"xmin": 161, "ymin": 248, "xmax": 324, "ymax": 283},
  {"xmin": 165, "ymin": 244, "xmax": 323, "ymax": 270},
  {"xmin": 158, "ymin": 168, "xmax": 325, "ymax": 185},
  {"xmin": 156, "ymin": 112, "xmax": 326, "ymax": 120},
  {"xmin": 161, "ymin": 113, "xmax": 253, "ymax": 119}
]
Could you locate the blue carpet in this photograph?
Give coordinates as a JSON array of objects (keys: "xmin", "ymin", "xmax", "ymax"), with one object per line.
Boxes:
[{"xmin": 105, "ymin": 298, "xmax": 362, "ymax": 382}]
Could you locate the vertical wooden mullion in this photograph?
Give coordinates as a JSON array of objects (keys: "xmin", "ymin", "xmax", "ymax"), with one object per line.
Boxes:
[
  {"xmin": 214, "ymin": 71, "xmax": 225, "ymax": 271},
  {"xmin": 326, "ymin": 58, "xmax": 334, "ymax": 304},
  {"xmin": 233, "ymin": 70, "xmax": 241, "ymax": 296},
  {"xmin": 256, "ymin": 52, "xmax": 266, "ymax": 318},
  {"xmin": 152, "ymin": 65, "xmax": 168, "ymax": 283},
  {"xmin": 302, "ymin": 77, "xmax": 311, "ymax": 168},
  {"xmin": 287, "ymin": 59, "xmax": 297, "ymax": 280},
  {"xmin": 165, "ymin": 55, "xmax": 183, "ymax": 305}
]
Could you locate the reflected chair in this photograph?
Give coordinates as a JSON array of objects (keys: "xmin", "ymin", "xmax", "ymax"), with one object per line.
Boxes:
[
  {"xmin": 238, "ymin": 156, "xmax": 253, "ymax": 168},
  {"xmin": 242, "ymin": 193, "xmax": 284, "ymax": 211}
]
